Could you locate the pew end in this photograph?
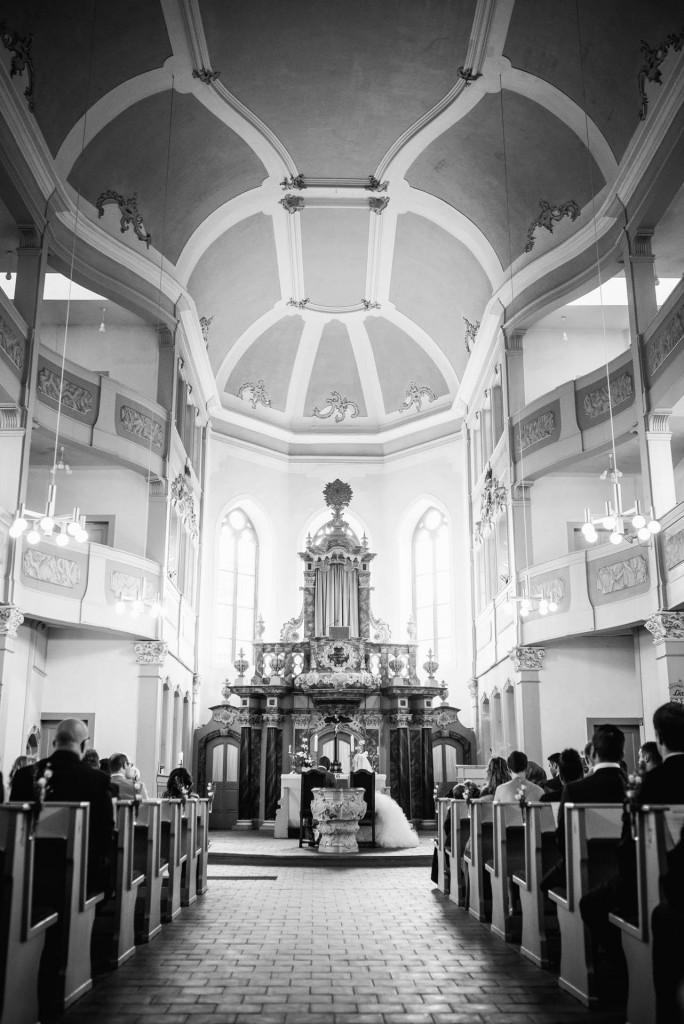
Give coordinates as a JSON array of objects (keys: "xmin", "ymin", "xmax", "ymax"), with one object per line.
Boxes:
[
  {"xmin": 464, "ymin": 800, "xmax": 494, "ymax": 922},
  {"xmin": 93, "ymin": 801, "xmax": 144, "ymax": 968},
  {"xmin": 160, "ymin": 800, "xmax": 183, "ymax": 923},
  {"xmin": 134, "ymin": 800, "xmax": 165, "ymax": 943},
  {"xmin": 512, "ymin": 802, "xmax": 559, "ymax": 967},
  {"xmin": 447, "ymin": 801, "xmax": 470, "ymax": 908}
]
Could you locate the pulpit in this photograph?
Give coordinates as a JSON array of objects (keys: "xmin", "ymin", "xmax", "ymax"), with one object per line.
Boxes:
[{"xmin": 310, "ymin": 788, "xmax": 367, "ymax": 853}]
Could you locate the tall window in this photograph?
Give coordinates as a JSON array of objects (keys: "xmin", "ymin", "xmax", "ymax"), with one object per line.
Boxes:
[
  {"xmin": 216, "ymin": 509, "xmax": 258, "ymax": 664},
  {"xmin": 412, "ymin": 508, "xmax": 452, "ymax": 669}
]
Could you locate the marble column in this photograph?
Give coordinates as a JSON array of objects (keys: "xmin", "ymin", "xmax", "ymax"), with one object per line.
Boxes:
[
  {"xmin": 133, "ymin": 641, "xmax": 168, "ymax": 792},
  {"xmin": 358, "ymin": 569, "xmax": 371, "ymax": 637},
  {"xmin": 644, "ymin": 612, "xmax": 684, "ymax": 707},
  {"xmin": 420, "ymin": 726, "xmax": 435, "ymax": 820},
  {"xmin": 237, "ymin": 724, "xmax": 254, "ymax": 825},
  {"xmin": 389, "ymin": 713, "xmax": 412, "ymax": 817},
  {"xmin": 263, "ymin": 714, "xmax": 283, "ymax": 822},
  {"xmin": 508, "ymin": 646, "xmax": 545, "ymax": 764}
]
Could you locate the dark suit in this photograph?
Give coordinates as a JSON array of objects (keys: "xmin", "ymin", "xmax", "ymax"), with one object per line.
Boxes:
[
  {"xmin": 557, "ymin": 765, "xmax": 625, "ymax": 854},
  {"xmin": 541, "ymin": 776, "xmax": 563, "ymax": 802},
  {"xmin": 11, "ymin": 749, "xmax": 115, "ymax": 892},
  {"xmin": 639, "ymin": 753, "xmax": 684, "ymax": 805}
]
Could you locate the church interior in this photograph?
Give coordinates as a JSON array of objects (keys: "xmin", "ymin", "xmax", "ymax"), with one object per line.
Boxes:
[{"xmin": 1, "ymin": 1, "xmax": 684, "ymax": 1022}]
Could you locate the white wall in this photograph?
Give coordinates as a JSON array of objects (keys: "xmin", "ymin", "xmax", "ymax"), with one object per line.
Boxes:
[
  {"xmin": 0, "ymin": 621, "xmax": 47, "ymax": 776},
  {"xmin": 198, "ymin": 434, "xmax": 473, "ymax": 722},
  {"xmin": 40, "ymin": 324, "xmax": 159, "ymax": 402},
  {"xmin": 523, "ymin": 327, "xmax": 629, "ymax": 407}
]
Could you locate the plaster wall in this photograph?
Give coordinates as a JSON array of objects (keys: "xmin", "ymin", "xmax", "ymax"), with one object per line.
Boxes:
[
  {"xmin": 523, "ymin": 327, "xmax": 629, "ymax": 407},
  {"xmin": 0, "ymin": 621, "xmax": 47, "ymax": 776},
  {"xmin": 529, "ymin": 474, "xmax": 639, "ymax": 565},
  {"xmin": 40, "ymin": 324, "xmax": 159, "ymax": 402},
  {"xmin": 637, "ymin": 627, "xmax": 670, "ymax": 736},
  {"xmin": 42, "ymin": 629, "xmax": 140, "ymax": 767},
  {"xmin": 199, "ymin": 434, "xmax": 471, "ymax": 721},
  {"xmin": 27, "ymin": 466, "xmax": 150, "ymax": 556}
]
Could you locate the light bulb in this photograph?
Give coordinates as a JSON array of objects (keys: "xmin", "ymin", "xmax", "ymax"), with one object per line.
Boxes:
[
  {"xmin": 520, "ymin": 599, "xmax": 530, "ymax": 616},
  {"xmin": 602, "ymin": 516, "xmax": 614, "ymax": 531},
  {"xmin": 637, "ymin": 527, "xmax": 651, "ymax": 542},
  {"xmin": 581, "ymin": 521, "xmax": 594, "ymax": 537},
  {"xmin": 115, "ymin": 599, "xmax": 126, "ymax": 615},
  {"xmin": 539, "ymin": 599, "xmax": 549, "ymax": 615},
  {"xmin": 27, "ymin": 529, "xmax": 41, "ymax": 545},
  {"xmin": 55, "ymin": 531, "xmax": 69, "ymax": 547},
  {"xmin": 67, "ymin": 520, "xmax": 79, "ymax": 537},
  {"xmin": 632, "ymin": 513, "xmax": 646, "ymax": 529},
  {"xmin": 9, "ymin": 517, "xmax": 27, "ymax": 538},
  {"xmin": 76, "ymin": 528, "xmax": 88, "ymax": 543},
  {"xmin": 648, "ymin": 519, "xmax": 661, "ymax": 534},
  {"xmin": 585, "ymin": 527, "xmax": 598, "ymax": 543},
  {"xmin": 548, "ymin": 601, "xmax": 558, "ymax": 612},
  {"xmin": 39, "ymin": 515, "xmax": 54, "ymax": 534},
  {"xmin": 610, "ymin": 531, "xmax": 623, "ymax": 545}
]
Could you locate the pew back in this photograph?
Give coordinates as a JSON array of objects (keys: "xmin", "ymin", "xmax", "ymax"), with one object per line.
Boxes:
[{"xmin": 564, "ymin": 803, "xmax": 623, "ymax": 911}]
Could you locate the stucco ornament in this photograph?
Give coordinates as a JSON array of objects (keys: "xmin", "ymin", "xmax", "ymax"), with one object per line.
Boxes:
[
  {"xmin": 398, "ymin": 382, "xmax": 436, "ymax": 414},
  {"xmin": 0, "ymin": 604, "xmax": 24, "ymax": 638},
  {"xmin": 170, "ymin": 475, "xmax": 199, "ymax": 541},
  {"xmin": 524, "ymin": 199, "xmax": 579, "ymax": 252},
  {"xmin": 313, "ymin": 392, "xmax": 360, "ymax": 423},
  {"xmin": 96, "ymin": 189, "xmax": 151, "ymax": 247},
  {"xmin": 509, "ymin": 646, "xmax": 546, "ymax": 671},
  {"xmin": 133, "ymin": 641, "xmax": 168, "ymax": 665},
  {"xmin": 645, "ymin": 612, "xmax": 684, "ymax": 643}
]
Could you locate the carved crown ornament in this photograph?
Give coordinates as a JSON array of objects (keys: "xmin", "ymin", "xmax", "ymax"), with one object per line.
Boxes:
[
  {"xmin": 312, "ymin": 391, "xmax": 360, "ymax": 423},
  {"xmin": 508, "ymin": 646, "xmax": 546, "ymax": 672},
  {"xmin": 398, "ymin": 382, "xmax": 436, "ymax": 414},
  {"xmin": 96, "ymin": 190, "xmax": 152, "ymax": 248},
  {"xmin": 644, "ymin": 611, "xmax": 684, "ymax": 643},
  {"xmin": 199, "ymin": 315, "xmax": 214, "ymax": 346},
  {"xmin": 0, "ymin": 22, "xmax": 35, "ymax": 111},
  {"xmin": 279, "ymin": 175, "xmax": 388, "ymax": 191},
  {"xmin": 473, "ymin": 466, "xmax": 507, "ymax": 547},
  {"xmin": 524, "ymin": 199, "xmax": 580, "ymax": 253},
  {"xmin": 192, "ymin": 67, "xmax": 221, "ymax": 84}
]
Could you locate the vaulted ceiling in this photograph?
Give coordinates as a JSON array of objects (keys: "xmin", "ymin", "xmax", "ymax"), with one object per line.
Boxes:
[{"xmin": 1, "ymin": 0, "xmax": 683, "ymax": 453}]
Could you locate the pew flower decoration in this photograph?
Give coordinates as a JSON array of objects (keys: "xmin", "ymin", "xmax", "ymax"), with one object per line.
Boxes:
[
  {"xmin": 516, "ymin": 782, "xmax": 531, "ymax": 822},
  {"xmin": 624, "ymin": 771, "xmax": 642, "ymax": 840},
  {"xmin": 206, "ymin": 781, "xmax": 215, "ymax": 812},
  {"xmin": 30, "ymin": 763, "xmax": 53, "ymax": 836}
]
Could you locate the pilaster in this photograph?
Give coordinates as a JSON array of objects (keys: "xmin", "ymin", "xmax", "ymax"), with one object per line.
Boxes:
[
  {"xmin": 133, "ymin": 641, "xmax": 169, "ymax": 791},
  {"xmin": 508, "ymin": 646, "xmax": 545, "ymax": 763},
  {"xmin": 645, "ymin": 409, "xmax": 676, "ymax": 518},
  {"xmin": 644, "ymin": 612, "xmax": 684, "ymax": 706},
  {"xmin": 503, "ymin": 328, "xmax": 526, "ymax": 417},
  {"xmin": 510, "ymin": 480, "xmax": 534, "ymax": 571}
]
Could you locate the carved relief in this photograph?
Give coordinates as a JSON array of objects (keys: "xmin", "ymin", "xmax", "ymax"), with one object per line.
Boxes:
[
  {"xmin": 0, "ymin": 314, "xmax": 25, "ymax": 372},
  {"xmin": 530, "ymin": 578, "xmax": 566, "ymax": 604},
  {"xmin": 665, "ymin": 528, "xmax": 684, "ymax": 571},
  {"xmin": 199, "ymin": 315, "xmax": 214, "ymax": 346},
  {"xmin": 22, "ymin": 549, "xmax": 80, "ymax": 589},
  {"xmin": 583, "ymin": 373, "xmax": 633, "ymax": 420},
  {"xmin": 516, "ymin": 410, "xmax": 556, "ymax": 453},
  {"xmin": 474, "ymin": 466, "xmax": 506, "ymax": 545},
  {"xmin": 119, "ymin": 405, "xmax": 165, "ymax": 448},
  {"xmin": 389, "ymin": 711, "xmax": 413, "ymax": 727},
  {"xmin": 398, "ymin": 382, "xmax": 436, "ymax": 414},
  {"xmin": 262, "ymin": 712, "xmax": 284, "ymax": 727},
  {"xmin": 596, "ymin": 555, "xmax": 648, "ymax": 595},
  {"xmin": 525, "ymin": 199, "xmax": 580, "ymax": 252},
  {"xmin": 0, "ymin": 604, "xmax": 24, "ymax": 638},
  {"xmin": 96, "ymin": 190, "xmax": 151, "ymax": 247},
  {"xmin": 170, "ymin": 475, "xmax": 199, "ymax": 541},
  {"xmin": 280, "ymin": 609, "xmax": 304, "ymax": 642},
  {"xmin": 133, "ymin": 641, "xmax": 168, "ymax": 665},
  {"xmin": 312, "ymin": 391, "xmax": 360, "ymax": 423},
  {"xmin": 368, "ymin": 196, "xmax": 390, "ymax": 215},
  {"xmin": 645, "ymin": 298, "xmax": 684, "ymax": 379},
  {"xmin": 287, "ymin": 298, "xmax": 309, "ymax": 309},
  {"xmin": 212, "ymin": 706, "xmax": 239, "ymax": 727},
  {"xmin": 192, "ymin": 67, "xmax": 221, "ymax": 84},
  {"xmin": 645, "ymin": 612, "xmax": 684, "ymax": 643},
  {"xmin": 509, "ymin": 646, "xmax": 545, "ymax": 671},
  {"xmin": 369, "ymin": 613, "xmax": 391, "ymax": 642},
  {"xmin": 238, "ymin": 380, "xmax": 272, "ymax": 410},
  {"xmin": 38, "ymin": 368, "xmax": 93, "ymax": 415},
  {"xmin": 0, "ymin": 23, "xmax": 35, "ymax": 111}
]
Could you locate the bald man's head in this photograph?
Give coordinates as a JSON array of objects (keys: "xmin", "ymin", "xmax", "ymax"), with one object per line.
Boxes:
[{"xmin": 54, "ymin": 718, "xmax": 89, "ymax": 756}]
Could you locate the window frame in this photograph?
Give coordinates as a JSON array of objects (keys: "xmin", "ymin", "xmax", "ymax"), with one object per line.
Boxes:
[
  {"xmin": 411, "ymin": 507, "xmax": 451, "ymax": 664},
  {"xmin": 215, "ymin": 508, "xmax": 259, "ymax": 665}
]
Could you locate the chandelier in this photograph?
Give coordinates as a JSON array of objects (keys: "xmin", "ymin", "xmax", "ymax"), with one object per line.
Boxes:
[
  {"xmin": 505, "ymin": 580, "xmax": 558, "ymax": 618},
  {"xmin": 581, "ymin": 454, "xmax": 660, "ymax": 546},
  {"xmin": 9, "ymin": 483, "xmax": 88, "ymax": 547}
]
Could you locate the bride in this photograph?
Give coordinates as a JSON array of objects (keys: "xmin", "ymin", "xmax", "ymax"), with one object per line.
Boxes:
[{"xmin": 352, "ymin": 745, "xmax": 419, "ymax": 850}]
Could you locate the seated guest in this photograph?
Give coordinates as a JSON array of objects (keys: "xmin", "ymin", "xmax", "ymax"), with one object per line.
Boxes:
[
  {"xmin": 557, "ymin": 725, "xmax": 626, "ymax": 854},
  {"xmin": 541, "ymin": 747, "xmax": 583, "ymax": 802},
  {"xmin": 163, "ymin": 767, "xmax": 197, "ymax": 800},
  {"xmin": 652, "ymin": 822, "xmax": 684, "ymax": 1024},
  {"xmin": 479, "ymin": 756, "xmax": 510, "ymax": 800},
  {"xmin": 494, "ymin": 751, "xmax": 545, "ymax": 803},
  {"xmin": 582, "ymin": 740, "xmax": 594, "ymax": 774},
  {"xmin": 639, "ymin": 702, "xmax": 684, "ymax": 803},
  {"xmin": 544, "ymin": 752, "xmax": 563, "ymax": 798},
  {"xmin": 525, "ymin": 760, "xmax": 548, "ymax": 787},
  {"xmin": 638, "ymin": 740, "xmax": 662, "ymax": 774},
  {"xmin": 109, "ymin": 752, "xmax": 137, "ymax": 798},
  {"xmin": 10, "ymin": 718, "xmax": 114, "ymax": 893},
  {"xmin": 82, "ymin": 748, "xmax": 101, "ymax": 770},
  {"xmin": 8, "ymin": 754, "xmax": 36, "ymax": 786}
]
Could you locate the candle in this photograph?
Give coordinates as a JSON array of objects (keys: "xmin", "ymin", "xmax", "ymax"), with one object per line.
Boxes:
[
  {"xmin": 313, "ymin": 734, "xmax": 318, "ymax": 753},
  {"xmin": 351, "ymin": 734, "xmax": 355, "ymax": 752},
  {"xmin": 288, "ymin": 745, "xmax": 292, "ymax": 754},
  {"xmin": 179, "ymin": 750, "xmax": 183, "ymax": 766}
]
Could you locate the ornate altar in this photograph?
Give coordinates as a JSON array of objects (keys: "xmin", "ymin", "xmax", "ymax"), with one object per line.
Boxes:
[{"xmin": 198, "ymin": 480, "xmax": 474, "ymax": 833}]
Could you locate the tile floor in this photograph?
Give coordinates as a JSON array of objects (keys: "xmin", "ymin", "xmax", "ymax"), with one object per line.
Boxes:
[{"xmin": 62, "ymin": 864, "xmax": 624, "ymax": 1024}]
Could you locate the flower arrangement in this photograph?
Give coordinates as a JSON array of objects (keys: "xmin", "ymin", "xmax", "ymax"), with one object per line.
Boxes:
[
  {"xmin": 515, "ymin": 782, "xmax": 530, "ymax": 821},
  {"xmin": 291, "ymin": 738, "xmax": 314, "ymax": 773},
  {"xmin": 31, "ymin": 762, "xmax": 53, "ymax": 836}
]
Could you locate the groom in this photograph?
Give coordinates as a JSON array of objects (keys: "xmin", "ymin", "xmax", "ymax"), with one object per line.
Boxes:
[{"xmin": 317, "ymin": 755, "xmax": 337, "ymax": 787}]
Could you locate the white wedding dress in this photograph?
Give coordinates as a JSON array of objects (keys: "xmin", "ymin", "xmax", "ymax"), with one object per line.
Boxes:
[{"xmin": 374, "ymin": 792, "xmax": 420, "ymax": 849}]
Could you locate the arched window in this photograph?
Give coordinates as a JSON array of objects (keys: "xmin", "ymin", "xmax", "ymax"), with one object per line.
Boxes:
[
  {"xmin": 412, "ymin": 507, "xmax": 451, "ymax": 670},
  {"xmin": 215, "ymin": 508, "xmax": 258, "ymax": 664}
]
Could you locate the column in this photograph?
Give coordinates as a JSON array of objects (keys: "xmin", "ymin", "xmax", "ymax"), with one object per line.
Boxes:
[
  {"xmin": 479, "ymin": 695, "xmax": 492, "ymax": 760},
  {"xmin": 502, "ymin": 682, "xmax": 517, "ymax": 753},
  {"xmin": 0, "ymin": 606, "xmax": 25, "ymax": 757},
  {"xmin": 510, "ymin": 480, "xmax": 534, "ymax": 572},
  {"xmin": 389, "ymin": 712, "xmax": 412, "ymax": 817},
  {"xmin": 467, "ymin": 678, "xmax": 479, "ymax": 756},
  {"xmin": 503, "ymin": 329, "xmax": 526, "ymax": 417},
  {"xmin": 0, "ymin": 408, "xmax": 24, "ymax": 519},
  {"xmin": 301, "ymin": 569, "xmax": 315, "ymax": 637},
  {"xmin": 644, "ymin": 612, "xmax": 684, "ymax": 708},
  {"xmin": 508, "ymin": 646, "xmax": 545, "ymax": 764},
  {"xmin": 237, "ymin": 713, "xmax": 257, "ymax": 828},
  {"xmin": 262, "ymin": 712, "xmax": 283, "ymax": 825},
  {"xmin": 420, "ymin": 725, "xmax": 435, "ymax": 821},
  {"xmin": 358, "ymin": 569, "xmax": 371, "ymax": 637},
  {"xmin": 133, "ymin": 641, "xmax": 169, "ymax": 793},
  {"xmin": 645, "ymin": 409, "xmax": 676, "ymax": 517}
]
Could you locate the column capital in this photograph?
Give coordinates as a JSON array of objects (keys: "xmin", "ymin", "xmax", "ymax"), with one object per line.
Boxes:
[
  {"xmin": 504, "ymin": 328, "xmax": 526, "ymax": 352},
  {"xmin": 262, "ymin": 712, "xmax": 283, "ymax": 728},
  {"xmin": 647, "ymin": 407, "xmax": 672, "ymax": 435},
  {"xmin": 17, "ymin": 223, "xmax": 42, "ymax": 249},
  {"xmin": 389, "ymin": 711, "xmax": 413, "ymax": 727},
  {"xmin": 511, "ymin": 479, "xmax": 534, "ymax": 501},
  {"xmin": 509, "ymin": 646, "xmax": 545, "ymax": 671},
  {"xmin": 0, "ymin": 604, "xmax": 24, "ymax": 639},
  {"xmin": 631, "ymin": 228, "xmax": 655, "ymax": 259},
  {"xmin": 644, "ymin": 612, "xmax": 684, "ymax": 644},
  {"xmin": 133, "ymin": 640, "xmax": 169, "ymax": 665},
  {"xmin": 238, "ymin": 710, "xmax": 262, "ymax": 727},
  {"xmin": 467, "ymin": 678, "xmax": 479, "ymax": 700}
]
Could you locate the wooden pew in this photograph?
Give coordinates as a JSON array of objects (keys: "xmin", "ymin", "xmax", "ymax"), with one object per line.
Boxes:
[
  {"xmin": 609, "ymin": 804, "xmax": 684, "ymax": 1024},
  {"xmin": 433, "ymin": 798, "xmax": 450, "ymax": 893},
  {"xmin": 160, "ymin": 799, "xmax": 182, "ymax": 923},
  {"xmin": 512, "ymin": 801, "xmax": 559, "ymax": 966},
  {"xmin": 94, "ymin": 801, "xmax": 144, "ymax": 967},
  {"xmin": 134, "ymin": 800, "xmax": 165, "ymax": 943},
  {"xmin": 486, "ymin": 802, "xmax": 526, "ymax": 942},
  {"xmin": 195, "ymin": 798, "xmax": 210, "ymax": 896},
  {"xmin": 463, "ymin": 799, "xmax": 494, "ymax": 921},
  {"xmin": 548, "ymin": 803, "xmax": 623, "ymax": 1006},
  {"xmin": 447, "ymin": 800, "xmax": 471, "ymax": 908},
  {"xmin": 0, "ymin": 805, "xmax": 59, "ymax": 1024},
  {"xmin": 180, "ymin": 799, "xmax": 199, "ymax": 907},
  {"xmin": 33, "ymin": 802, "xmax": 105, "ymax": 1012}
]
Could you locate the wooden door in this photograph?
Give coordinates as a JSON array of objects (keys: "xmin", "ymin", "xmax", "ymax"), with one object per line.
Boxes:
[
  {"xmin": 207, "ymin": 738, "xmax": 239, "ymax": 829},
  {"xmin": 39, "ymin": 715, "xmax": 95, "ymax": 758}
]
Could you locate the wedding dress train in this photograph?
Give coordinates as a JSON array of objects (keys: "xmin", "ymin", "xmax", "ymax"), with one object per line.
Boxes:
[{"xmin": 374, "ymin": 792, "xmax": 420, "ymax": 849}]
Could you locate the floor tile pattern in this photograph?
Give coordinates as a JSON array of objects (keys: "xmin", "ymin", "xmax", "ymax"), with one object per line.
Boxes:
[{"xmin": 62, "ymin": 865, "xmax": 624, "ymax": 1024}]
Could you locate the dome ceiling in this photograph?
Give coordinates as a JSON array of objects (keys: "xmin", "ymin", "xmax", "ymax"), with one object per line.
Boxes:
[{"xmin": 2, "ymin": 0, "xmax": 683, "ymax": 452}]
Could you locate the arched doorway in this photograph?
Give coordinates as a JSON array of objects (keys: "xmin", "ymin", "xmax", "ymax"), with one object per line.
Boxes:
[{"xmin": 206, "ymin": 735, "xmax": 240, "ymax": 828}]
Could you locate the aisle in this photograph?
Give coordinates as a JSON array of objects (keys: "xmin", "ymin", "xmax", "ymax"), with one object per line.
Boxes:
[{"xmin": 62, "ymin": 865, "xmax": 623, "ymax": 1024}]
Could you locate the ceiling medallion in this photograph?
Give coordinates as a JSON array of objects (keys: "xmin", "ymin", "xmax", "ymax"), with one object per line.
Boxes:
[
  {"xmin": 398, "ymin": 382, "xmax": 436, "ymax": 414},
  {"xmin": 0, "ymin": 22, "xmax": 35, "ymax": 111},
  {"xmin": 463, "ymin": 317, "xmax": 480, "ymax": 353},
  {"xmin": 192, "ymin": 67, "xmax": 221, "ymax": 84},
  {"xmin": 524, "ymin": 199, "xmax": 579, "ymax": 253},
  {"xmin": 638, "ymin": 31, "xmax": 684, "ymax": 120},
  {"xmin": 96, "ymin": 190, "xmax": 152, "ymax": 248},
  {"xmin": 312, "ymin": 391, "xmax": 360, "ymax": 423},
  {"xmin": 237, "ymin": 380, "xmax": 272, "ymax": 410}
]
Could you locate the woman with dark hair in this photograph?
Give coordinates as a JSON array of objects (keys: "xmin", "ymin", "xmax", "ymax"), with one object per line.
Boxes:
[{"xmin": 163, "ymin": 767, "xmax": 197, "ymax": 800}]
